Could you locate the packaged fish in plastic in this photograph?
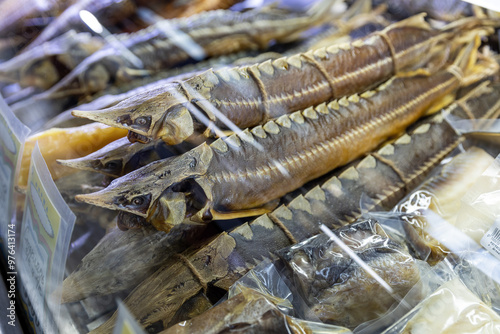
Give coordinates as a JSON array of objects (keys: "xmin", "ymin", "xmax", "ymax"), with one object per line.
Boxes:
[{"xmin": 277, "ymin": 219, "xmax": 423, "ymax": 329}]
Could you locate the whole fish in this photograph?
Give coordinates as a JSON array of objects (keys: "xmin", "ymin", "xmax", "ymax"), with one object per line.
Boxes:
[
  {"xmin": 61, "ymin": 222, "xmax": 216, "ymax": 303},
  {"xmin": 74, "ymin": 38, "xmax": 495, "ymax": 232},
  {"xmin": 57, "ymin": 137, "xmax": 196, "ymax": 180},
  {"xmin": 71, "ymin": 14, "xmax": 494, "ymax": 145},
  {"xmin": 41, "ymin": 0, "xmax": 338, "ymax": 99},
  {"xmin": 0, "ymin": 31, "xmax": 105, "ymax": 90}
]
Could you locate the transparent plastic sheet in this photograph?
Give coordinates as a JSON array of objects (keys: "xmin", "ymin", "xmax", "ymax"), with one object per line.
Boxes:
[
  {"xmin": 275, "ymin": 219, "xmax": 426, "ymax": 330},
  {"xmin": 381, "ymin": 257, "xmax": 500, "ymax": 334},
  {"xmin": 354, "ymin": 260, "xmax": 451, "ymax": 334},
  {"xmin": 389, "ymin": 147, "xmax": 500, "ymax": 263},
  {"xmin": 220, "ymin": 219, "xmax": 443, "ymax": 334},
  {"xmin": 18, "ymin": 143, "xmax": 76, "ymax": 333}
]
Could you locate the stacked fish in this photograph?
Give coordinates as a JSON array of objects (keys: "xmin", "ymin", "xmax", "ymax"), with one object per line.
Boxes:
[{"xmin": 3, "ymin": 0, "xmax": 500, "ymax": 333}]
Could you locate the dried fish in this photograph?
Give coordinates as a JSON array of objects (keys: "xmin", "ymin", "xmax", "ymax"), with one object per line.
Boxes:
[
  {"xmin": 25, "ymin": 0, "xmax": 136, "ymax": 51},
  {"xmin": 279, "ymin": 220, "xmax": 420, "ymax": 329},
  {"xmin": 0, "ymin": 31, "xmax": 105, "ymax": 89},
  {"xmin": 61, "ymin": 222, "xmax": 215, "ymax": 303},
  {"xmin": 90, "ymin": 90, "xmax": 485, "ymax": 333},
  {"xmin": 161, "ymin": 286, "xmax": 351, "ymax": 334},
  {"xmin": 57, "ymin": 137, "xmax": 197, "ymax": 179},
  {"xmin": 74, "ymin": 40, "xmax": 495, "ymax": 232},
  {"xmin": 71, "ymin": 14, "xmax": 494, "ymax": 145},
  {"xmin": 43, "ymin": 0, "xmax": 338, "ymax": 98}
]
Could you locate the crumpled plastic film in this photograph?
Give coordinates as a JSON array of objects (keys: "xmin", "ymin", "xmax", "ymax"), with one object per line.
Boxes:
[{"xmin": 278, "ymin": 219, "xmax": 422, "ymax": 329}]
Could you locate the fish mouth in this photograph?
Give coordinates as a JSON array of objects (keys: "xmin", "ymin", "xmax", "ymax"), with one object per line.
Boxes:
[
  {"xmin": 117, "ymin": 211, "xmax": 150, "ymax": 231},
  {"xmin": 127, "ymin": 130, "xmax": 152, "ymax": 143}
]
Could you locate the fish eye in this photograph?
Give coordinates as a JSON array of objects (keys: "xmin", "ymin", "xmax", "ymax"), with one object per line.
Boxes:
[
  {"xmin": 189, "ymin": 158, "xmax": 197, "ymax": 168},
  {"xmin": 126, "ymin": 194, "xmax": 152, "ymax": 214},
  {"xmin": 132, "ymin": 196, "xmax": 145, "ymax": 206},
  {"xmin": 135, "ymin": 117, "xmax": 148, "ymax": 126},
  {"xmin": 105, "ymin": 161, "xmax": 118, "ymax": 169},
  {"xmin": 131, "ymin": 116, "xmax": 152, "ymax": 131}
]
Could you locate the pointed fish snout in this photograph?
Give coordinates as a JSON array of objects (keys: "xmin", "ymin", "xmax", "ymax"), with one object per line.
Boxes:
[
  {"xmin": 57, "ymin": 157, "xmax": 94, "ymax": 170},
  {"xmin": 75, "ymin": 190, "xmax": 117, "ymax": 210}
]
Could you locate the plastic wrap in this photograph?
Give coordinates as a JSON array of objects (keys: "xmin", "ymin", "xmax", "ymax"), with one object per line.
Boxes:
[
  {"xmin": 277, "ymin": 219, "xmax": 422, "ymax": 329},
  {"xmin": 1, "ymin": 1, "xmax": 499, "ymax": 333},
  {"xmin": 163, "ymin": 259, "xmax": 351, "ymax": 334},
  {"xmin": 392, "ymin": 147, "xmax": 500, "ymax": 263},
  {"xmin": 383, "ymin": 277, "xmax": 500, "ymax": 334}
]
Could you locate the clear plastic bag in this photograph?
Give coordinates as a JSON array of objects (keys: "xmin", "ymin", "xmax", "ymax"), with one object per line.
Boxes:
[
  {"xmin": 383, "ymin": 276, "xmax": 500, "ymax": 334},
  {"xmin": 392, "ymin": 147, "xmax": 499, "ymax": 263},
  {"xmin": 277, "ymin": 219, "xmax": 423, "ymax": 329}
]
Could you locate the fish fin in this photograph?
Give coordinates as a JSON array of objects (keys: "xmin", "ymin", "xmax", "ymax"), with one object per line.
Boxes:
[
  {"xmin": 382, "ymin": 13, "xmax": 429, "ymax": 31},
  {"xmin": 424, "ymin": 93, "xmax": 457, "ymax": 116},
  {"xmin": 454, "ymin": 35, "xmax": 499, "ymax": 87},
  {"xmin": 210, "ymin": 201, "xmax": 279, "ymax": 220}
]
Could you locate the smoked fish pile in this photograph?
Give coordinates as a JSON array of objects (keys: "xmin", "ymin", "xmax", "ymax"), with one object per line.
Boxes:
[{"xmin": 3, "ymin": 0, "xmax": 500, "ymax": 333}]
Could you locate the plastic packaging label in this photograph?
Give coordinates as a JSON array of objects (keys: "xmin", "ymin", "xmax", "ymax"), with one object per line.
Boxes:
[
  {"xmin": 113, "ymin": 301, "xmax": 146, "ymax": 334},
  {"xmin": 481, "ymin": 220, "xmax": 500, "ymax": 261},
  {"xmin": 18, "ymin": 144, "xmax": 75, "ymax": 333},
  {"xmin": 0, "ymin": 94, "xmax": 30, "ymax": 256}
]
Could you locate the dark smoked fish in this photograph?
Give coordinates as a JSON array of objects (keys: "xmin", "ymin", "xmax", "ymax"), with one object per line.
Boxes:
[{"xmin": 279, "ymin": 220, "xmax": 420, "ymax": 329}]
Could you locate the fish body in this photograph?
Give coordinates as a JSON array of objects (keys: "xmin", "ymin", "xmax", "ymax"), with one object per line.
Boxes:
[
  {"xmin": 44, "ymin": 0, "xmax": 337, "ymax": 98},
  {"xmin": 75, "ymin": 51, "xmax": 487, "ymax": 232},
  {"xmin": 71, "ymin": 14, "xmax": 490, "ymax": 144}
]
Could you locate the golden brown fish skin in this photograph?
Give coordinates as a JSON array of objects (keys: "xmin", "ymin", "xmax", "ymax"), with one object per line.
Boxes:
[
  {"xmin": 72, "ymin": 14, "xmax": 490, "ymax": 144},
  {"xmin": 76, "ymin": 59, "xmax": 474, "ymax": 232},
  {"xmin": 90, "ymin": 107, "xmax": 471, "ymax": 334}
]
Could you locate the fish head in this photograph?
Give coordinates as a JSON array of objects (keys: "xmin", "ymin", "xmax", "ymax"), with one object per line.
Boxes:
[
  {"xmin": 75, "ymin": 144, "xmax": 214, "ymax": 231},
  {"xmin": 72, "ymin": 85, "xmax": 194, "ymax": 145},
  {"xmin": 20, "ymin": 59, "xmax": 60, "ymax": 89},
  {"xmin": 57, "ymin": 137, "xmax": 158, "ymax": 178}
]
